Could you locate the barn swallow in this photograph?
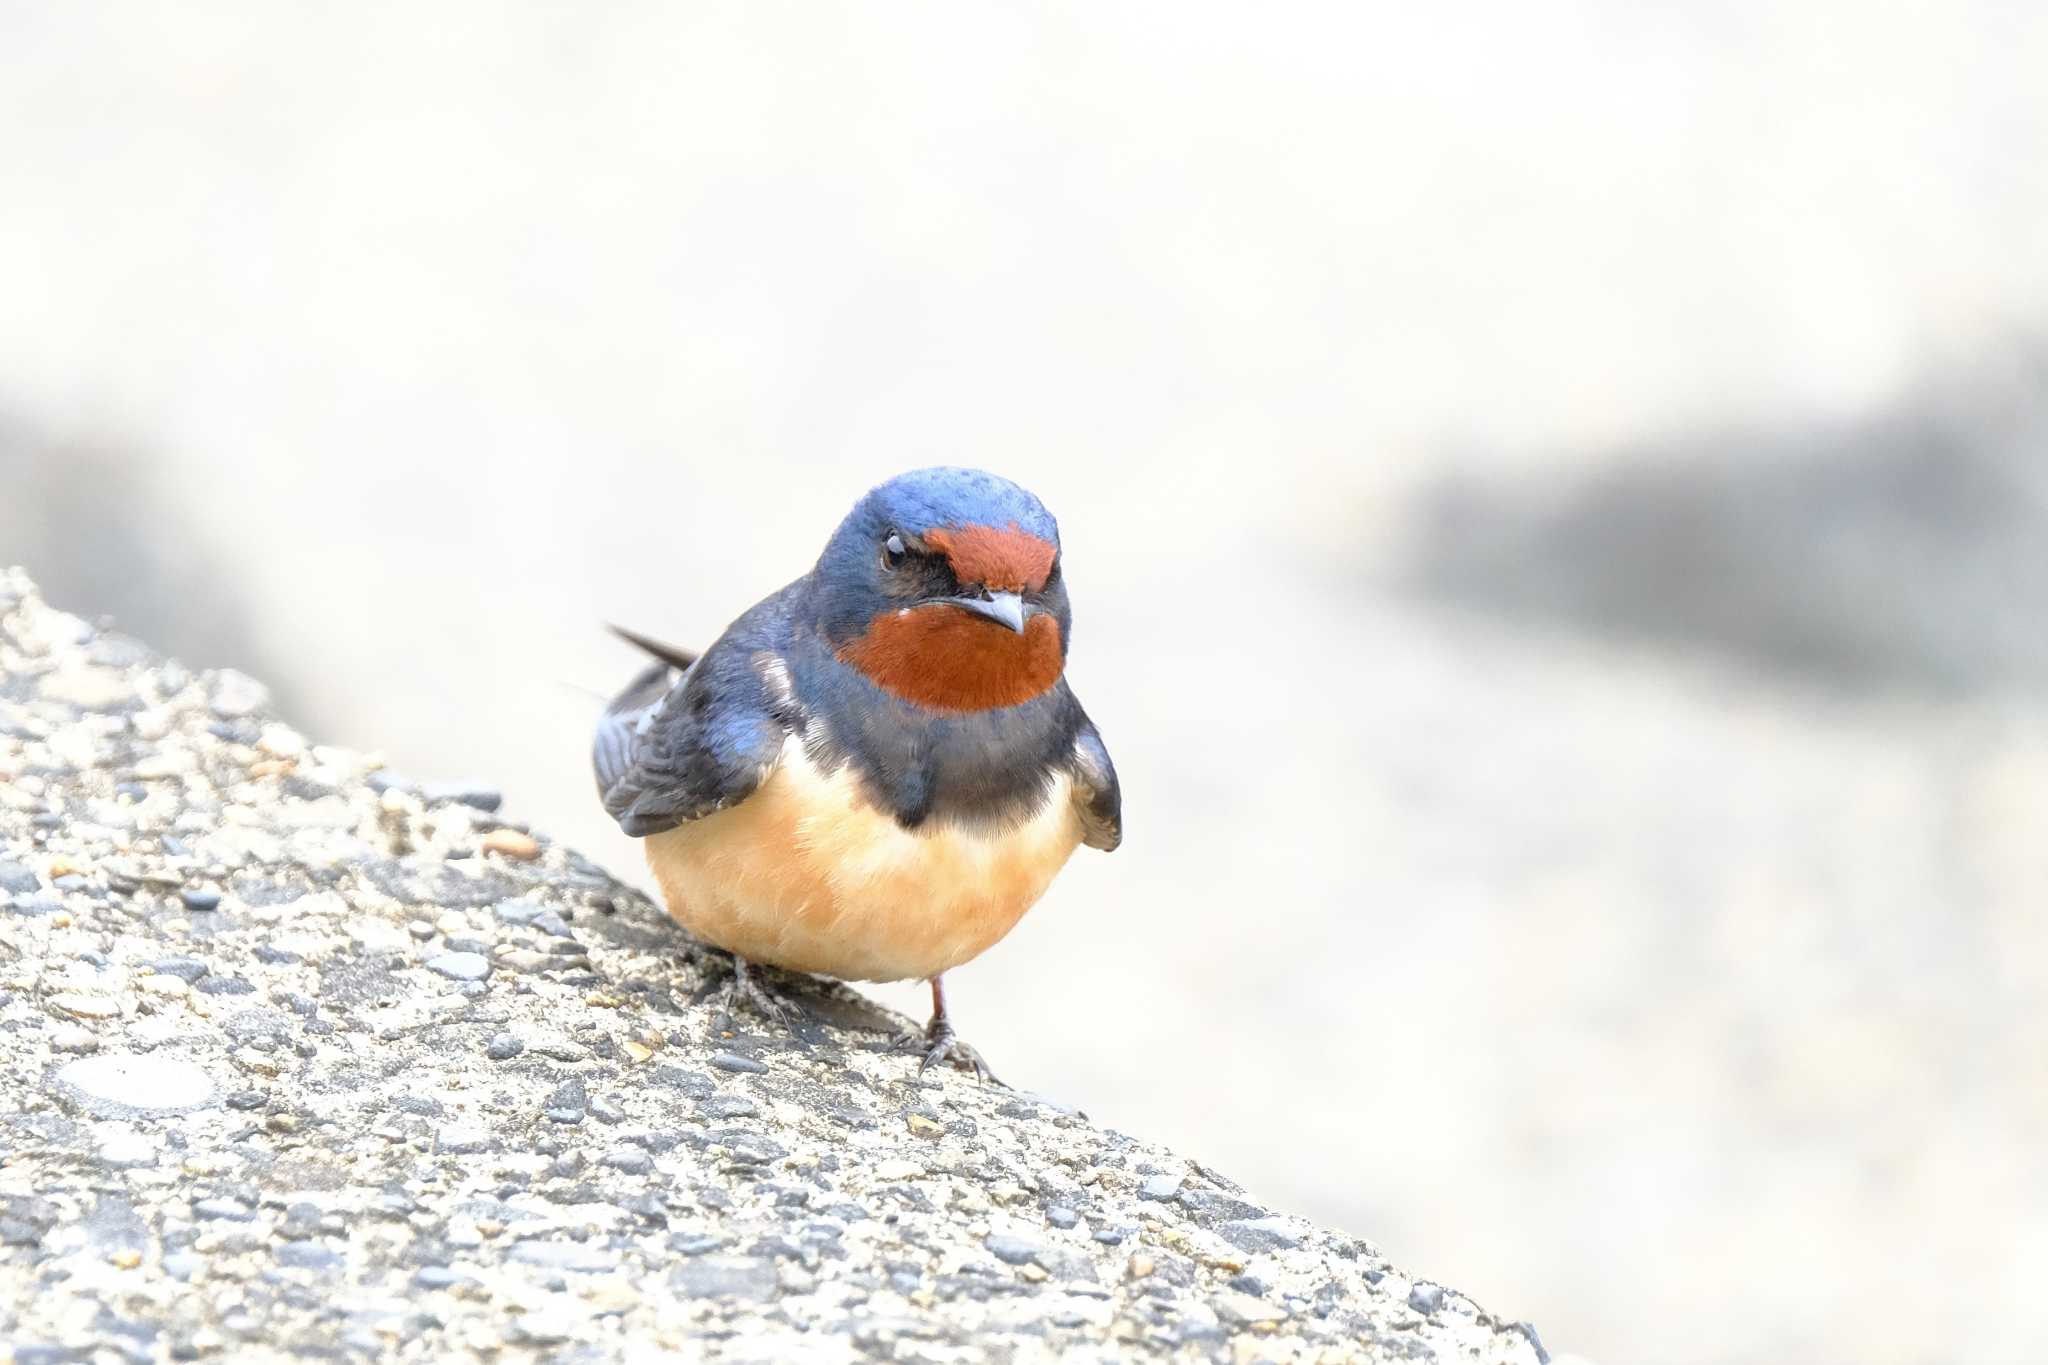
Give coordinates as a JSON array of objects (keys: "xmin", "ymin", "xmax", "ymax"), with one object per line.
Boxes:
[{"xmin": 592, "ymin": 467, "xmax": 1122, "ymax": 1077}]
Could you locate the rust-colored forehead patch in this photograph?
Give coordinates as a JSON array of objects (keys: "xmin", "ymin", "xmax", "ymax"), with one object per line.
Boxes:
[{"xmin": 922, "ymin": 524, "xmax": 1057, "ymax": 593}]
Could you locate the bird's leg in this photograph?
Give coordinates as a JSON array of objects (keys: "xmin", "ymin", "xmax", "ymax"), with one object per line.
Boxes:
[
  {"xmin": 908, "ymin": 975, "xmax": 1000, "ymax": 1083},
  {"xmin": 717, "ymin": 953, "xmax": 797, "ymax": 1028}
]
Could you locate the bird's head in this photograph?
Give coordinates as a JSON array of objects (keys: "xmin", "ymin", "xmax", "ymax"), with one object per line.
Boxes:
[{"xmin": 812, "ymin": 467, "xmax": 1070, "ymax": 713}]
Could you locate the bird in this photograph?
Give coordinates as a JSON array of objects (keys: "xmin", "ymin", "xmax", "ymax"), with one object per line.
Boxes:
[{"xmin": 591, "ymin": 467, "xmax": 1121, "ymax": 1077}]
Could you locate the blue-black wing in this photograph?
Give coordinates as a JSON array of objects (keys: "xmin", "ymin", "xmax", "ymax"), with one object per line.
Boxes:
[
  {"xmin": 592, "ymin": 614, "xmax": 790, "ymax": 839},
  {"xmin": 1068, "ymin": 713, "xmax": 1122, "ymax": 852}
]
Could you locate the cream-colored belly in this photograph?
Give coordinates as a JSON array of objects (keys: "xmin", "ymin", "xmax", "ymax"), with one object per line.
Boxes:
[{"xmin": 644, "ymin": 738, "xmax": 1083, "ymax": 982}]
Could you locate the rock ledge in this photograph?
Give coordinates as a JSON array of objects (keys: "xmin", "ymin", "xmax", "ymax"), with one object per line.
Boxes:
[{"xmin": 0, "ymin": 569, "xmax": 1543, "ymax": 1363}]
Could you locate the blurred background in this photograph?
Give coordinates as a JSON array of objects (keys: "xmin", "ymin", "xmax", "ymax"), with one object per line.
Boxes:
[{"xmin": 5, "ymin": 5, "xmax": 2046, "ymax": 1361}]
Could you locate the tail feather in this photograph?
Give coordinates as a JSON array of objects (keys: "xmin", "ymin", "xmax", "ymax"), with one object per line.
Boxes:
[{"xmin": 607, "ymin": 622, "xmax": 699, "ymax": 673}]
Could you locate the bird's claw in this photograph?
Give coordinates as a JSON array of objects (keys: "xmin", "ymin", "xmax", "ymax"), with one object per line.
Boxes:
[
  {"xmin": 901, "ymin": 1017, "xmax": 1001, "ymax": 1084},
  {"xmin": 717, "ymin": 956, "xmax": 798, "ymax": 1029}
]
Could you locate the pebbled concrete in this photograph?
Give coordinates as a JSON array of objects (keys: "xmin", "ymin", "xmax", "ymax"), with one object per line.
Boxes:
[{"xmin": 0, "ymin": 567, "xmax": 1544, "ymax": 1363}]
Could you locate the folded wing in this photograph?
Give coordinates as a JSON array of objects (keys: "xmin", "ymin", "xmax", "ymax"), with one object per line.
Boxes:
[
  {"xmin": 1068, "ymin": 716, "xmax": 1123, "ymax": 852},
  {"xmin": 592, "ymin": 631, "xmax": 786, "ymax": 839}
]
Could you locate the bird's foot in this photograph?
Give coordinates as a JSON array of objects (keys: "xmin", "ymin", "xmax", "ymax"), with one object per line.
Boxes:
[
  {"xmin": 898, "ymin": 1015, "xmax": 1001, "ymax": 1084},
  {"xmin": 716, "ymin": 955, "xmax": 800, "ymax": 1030}
]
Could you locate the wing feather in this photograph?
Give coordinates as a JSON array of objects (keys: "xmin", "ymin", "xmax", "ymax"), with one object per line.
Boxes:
[
  {"xmin": 592, "ymin": 624, "xmax": 787, "ymax": 839},
  {"xmin": 1068, "ymin": 716, "xmax": 1122, "ymax": 852}
]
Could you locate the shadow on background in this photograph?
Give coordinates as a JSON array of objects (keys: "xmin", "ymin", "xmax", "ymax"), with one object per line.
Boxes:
[
  {"xmin": 1409, "ymin": 341, "xmax": 2048, "ymax": 695},
  {"xmin": 0, "ymin": 415, "xmax": 289, "ymax": 711}
]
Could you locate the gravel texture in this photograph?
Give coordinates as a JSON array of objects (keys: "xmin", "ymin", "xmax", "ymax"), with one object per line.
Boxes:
[{"xmin": 0, "ymin": 569, "xmax": 1544, "ymax": 1364}]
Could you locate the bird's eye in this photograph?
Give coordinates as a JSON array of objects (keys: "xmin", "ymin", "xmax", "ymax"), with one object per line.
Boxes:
[{"xmin": 882, "ymin": 533, "xmax": 907, "ymax": 568}]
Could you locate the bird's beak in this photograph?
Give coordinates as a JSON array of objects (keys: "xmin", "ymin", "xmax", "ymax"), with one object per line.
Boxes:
[{"xmin": 945, "ymin": 590, "xmax": 1029, "ymax": 634}]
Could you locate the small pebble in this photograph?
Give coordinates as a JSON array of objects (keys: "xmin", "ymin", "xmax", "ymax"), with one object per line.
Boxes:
[
  {"xmin": 279, "ymin": 1203, "xmax": 324, "ymax": 1239},
  {"xmin": 420, "ymin": 779, "xmax": 503, "ymax": 812},
  {"xmin": 710, "ymin": 1052, "xmax": 767, "ymax": 1075},
  {"xmin": 485, "ymin": 1033, "xmax": 524, "ymax": 1061},
  {"xmin": 544, "ymin": 1077, "xmax": 586, "ymax": 1125},
  {"xmin": 425, "ymin": 952, "xmax": 491, "ymax": 982},
  {"xmin": 208, "ymin": 669, "xmax": 270, "ymax": 718},
  {"xmin": 479, "ymin": 829, "xmax": 540, "ymax": 861},
  {"xmin": 1139, "ymin": 1172, "xmax": 1183, "ymax": 1200},
  {"xmin": 436, "ymin": 1126, "xmax": 494, "ymax": 1156},
  {"xmin": 274, "ymin": 1242, "xmax": 342, "ymax": 1270},
  {"xmin": 1408, "ymin": 1282, "xmax": 1446, "ymax": 1315},
  {"xmin": 1215, "ymin": 1290, "xmax": 1288, "ymax": 1326},
  {"xmin": 985, "ymin": 1235, "xmax": 1041, "ymax": 1266},
  {"xmin": 257, "ymin": 724, "xmax": 306, "ymax": 759},
  {"xmin": 49, "ymin": 1025, "xmax": 99, "ymax": 1053},
  {"xmin": 49, "ymin": 993, "xmax": 122, "ymax": 1020},
  {"xmin": 98, "ymin": 1130, "xmax": 159, "ymax": 1167},
  {"xmin": 179, "ymin": 888, "xmax": 222, "ymax": 913}
]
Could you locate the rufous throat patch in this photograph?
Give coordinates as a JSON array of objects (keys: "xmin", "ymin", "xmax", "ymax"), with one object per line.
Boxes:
[{"xmin": 839, "ymin": 607, "xmax": 1063, "ymax": 712}]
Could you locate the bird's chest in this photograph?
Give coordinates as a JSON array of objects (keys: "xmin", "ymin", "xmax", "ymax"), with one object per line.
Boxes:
[{"xmin": 644, "ymin": 738, "xmax": 1082, "ymax": 981}]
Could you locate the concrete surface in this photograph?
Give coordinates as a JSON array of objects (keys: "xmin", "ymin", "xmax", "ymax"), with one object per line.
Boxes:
[{"xmin": 0, "ymin": 568, "xmax": 1546, "ymax": 1364}]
